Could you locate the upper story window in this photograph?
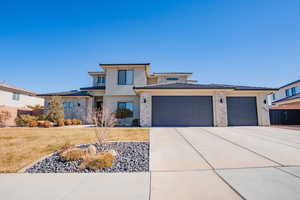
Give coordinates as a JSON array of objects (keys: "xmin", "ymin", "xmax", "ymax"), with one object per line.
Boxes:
[
  {"xmin": 12, "ymin": 92, "xmax": 20, "ymax": 101},
  {"xmin": 96, "ymin": 76, "xmax": 105, "ymax": 84},
  {"xmin": 166, "ymin": 77, "xmax": 179, "ymax": 81},
  {"xmin": 285, "ymin": 89, "xmax": 291, "ymax": 97},
  {"xmin": 291, "ymin": 87, "xmax": 297, "ymax": 96},
  {"xmin": 118, "ymin": 70, "xmax": 134, "ymax": 85},
  {"xmin": 272, "ymin": 93, "xmax": 276, "ymax": 101}
]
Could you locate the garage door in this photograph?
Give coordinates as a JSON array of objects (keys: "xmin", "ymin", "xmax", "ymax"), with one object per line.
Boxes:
[
  {"xmin": 227, "ymin": 97, "xmax": 258, "ymax": 126},
  {"xmin": 152, "ymin": 96, "xmax": 213, "ymax": 127}
]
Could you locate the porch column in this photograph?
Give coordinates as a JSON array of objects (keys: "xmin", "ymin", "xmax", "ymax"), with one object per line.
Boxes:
[
  {"xmin": 140, "ymin": 93, "xmax": 152, "ymax": 127},
  {"xmin": 213, "ymin": 92, "xmax": 228, "ymax": 127},
  {"xmin": 256, "ymin": 94, "xmax": 270, "ymax": 126},
  {"xmin": 86, "ymin": 97, "xmax": 93, "ymax": 124}
]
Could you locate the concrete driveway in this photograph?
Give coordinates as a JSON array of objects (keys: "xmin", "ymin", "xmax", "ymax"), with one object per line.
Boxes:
[{"xmin": 1, "ymin": 127, "xmax": 300, "ymax": 200}]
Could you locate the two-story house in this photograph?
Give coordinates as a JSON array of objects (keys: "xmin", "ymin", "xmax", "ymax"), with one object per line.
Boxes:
[
  {"xmin": 0, "ymin": 82, "xmax": 44, "ymax": 126},
  {"xmin": 39, "ymin": 63, "xmax": 276, "ymax": 127},
  {"xmin": 268, "ymin": 79, "xmax": 300, "ymax": 125}
]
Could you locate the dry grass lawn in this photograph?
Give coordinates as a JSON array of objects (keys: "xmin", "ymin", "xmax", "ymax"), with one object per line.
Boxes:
[{"xmin": 0, "ymin": 127, "xmax": 149, "ymax": 173}]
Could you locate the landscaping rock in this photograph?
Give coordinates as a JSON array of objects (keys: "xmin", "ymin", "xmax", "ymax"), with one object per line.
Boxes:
[{"xmin": 25, "ymin": 142, "xmax": 149, "ymax": 173}]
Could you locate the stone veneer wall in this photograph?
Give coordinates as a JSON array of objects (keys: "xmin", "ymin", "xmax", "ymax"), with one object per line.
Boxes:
[
  {"xmin": 139, "ymin": 93, "xmax": 152, "ymax": 127},
  {"xmin": 213, "ymin": 92, "xmax": 228, "ymax": 127},
  {"xmin": 44, "ymin": 97, "xmax": 92, "ymax": 124},
  {"xmin": 256, "ymin": 93, "xmax": 270, "ymax": 126}
]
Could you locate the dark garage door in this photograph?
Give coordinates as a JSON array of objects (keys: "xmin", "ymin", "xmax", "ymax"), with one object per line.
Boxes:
[
  {"xmin": 152, "ymin": 96, "xmax": 213, "ymax": 127},
  {"xmin": 270, "ymin": 109, "xmax": 300, "ymax": 125},
  {"xmin": 227, "ymin": 97, "xmax": 258, "ymax": 126}
]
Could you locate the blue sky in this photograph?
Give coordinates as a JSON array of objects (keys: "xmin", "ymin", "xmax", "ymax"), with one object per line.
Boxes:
[{"xmin": 0, "ymin": 0, "xmax": 299, "ymax": 93}]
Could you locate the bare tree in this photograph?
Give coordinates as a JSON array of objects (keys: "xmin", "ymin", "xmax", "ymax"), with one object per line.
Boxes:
[{"xmin": 92, "ymin": 106, "xmax": 117, "ymax": 147}]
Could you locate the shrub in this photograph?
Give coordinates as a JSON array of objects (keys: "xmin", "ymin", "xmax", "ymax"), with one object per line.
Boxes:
[
  {"xmin": 46, "ymin": 96, "xmax": 64, "ymax": 123},
  {"xmin": 59, "ymin": 148, "xmax": 86, "ymax": 161},
  {"xmin": 115, "ymin": 108, "xmax": 133, "ymax": 119},
  {"xmin": 77, "ymin": 119, "xmax": 82, "ymax": 125},
  {"xmin": 43, "ymin": 120, "xmax": 53, "ymax": 128},
  {"xmin": 79, "ymin": 152, "xmax": 115, "ymax": 170},
  {"xmin": 65, "ymin": 119, "xmax": 72, "ymax": 126},
  {"xmin": 57, "ymin": 119, "xmax": 65, "ymax": 127},
  {"xmin": 0, "ymin": 111, "xmax": 11, "ymax": 127},
  {"xmin": 57, "ymin": 142, "xmax": 73, "ymax": 154},
  {"xmin": 37, "ymin": 114, "xmax": 47, "ymax": 121},
  {"xmin": 132, "ymin": 119, "xmax": 139, "ymax": 127},
  {"xmin": 37, "ymin": 121, "xmax": 45, "ymax": 127},
  {"xmin": 72, "ymin": 119, "xmax": 78, "ymax": 125},
  {"xmin": 29, "ymin": 120, "xmax": 38, "ymax": 127},
  {"xmin": 15, "ymin": 115, "xmax": 37, "ymax": 127}
]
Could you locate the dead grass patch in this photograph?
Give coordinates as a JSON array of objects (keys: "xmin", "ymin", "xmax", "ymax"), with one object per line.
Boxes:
[{"xmin": 0, "ymin": 127, "xmax": 149, "ymax": 173}]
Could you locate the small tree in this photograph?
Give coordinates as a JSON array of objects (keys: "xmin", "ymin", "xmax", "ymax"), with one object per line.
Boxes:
[
  {"xmin": 46, "ymin": 96, "xmax": 64, "ymax": 123},
  {"xmin": 0, "ymin": 111, "xmax": 11, "ymax": 127},
  {"xmin": 93, "ymin": 106, "xmax": 117, "ymax": 147}
]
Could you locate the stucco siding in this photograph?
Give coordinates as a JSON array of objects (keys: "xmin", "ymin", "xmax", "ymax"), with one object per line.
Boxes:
[
  {"xmin": 105, "ymin": 68, "xmax": 147, "ymax": 95},
  {"xmin": 0, "ymin": 89, "xmax": 44, "ymax": 108}
]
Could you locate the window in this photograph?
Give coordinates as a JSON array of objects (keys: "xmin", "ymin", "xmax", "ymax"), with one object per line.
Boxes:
[
  {"xmin": 285, "ymin": 89, "xmax": 291, "ymax": 97},
  {"xmin": 118, "ymin": 70, "xmax": 134, "ymax": 85},
  {"xmin": 166, "ymin": 77, "xmax": 179, "ymax": 81},
  {"xmin": 63, "ymin": 102, "xmax": 74, "ymax": 110},
  {"xmin": 12, "ymin": 92, "xmax": 20, "ymax": 101},
  {"xmin": 117, "ymin": 102, "xmax": 134, "ymax": 117},
  {"xmin": 96, "ymin": 76, "xmax": 105, "ymax": 84},
  {"xmin": 272, "ymin": 93, "xmax": 276, "ymax": 100},
  {"xmin": 291, "ymin": 87, "xmax": 297, "ymax": 96}
]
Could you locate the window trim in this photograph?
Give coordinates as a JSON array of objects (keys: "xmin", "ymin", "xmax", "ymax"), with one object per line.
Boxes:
[{"xmin": 118, "ymin": 70, "xmax": 134, "ymax": 85}]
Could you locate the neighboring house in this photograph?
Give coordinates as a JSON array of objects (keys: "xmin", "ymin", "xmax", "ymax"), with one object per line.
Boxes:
[
  {"xmin": 0, "ymin": 82, "xmax": 44, "ymax": 126},
  {"xmin": 268, "ymin": 80, "xmax": 300, "ymax": 125},
  {"xmin": 39, "ymin": 63, "xmax": 276, "ymax": 127}
]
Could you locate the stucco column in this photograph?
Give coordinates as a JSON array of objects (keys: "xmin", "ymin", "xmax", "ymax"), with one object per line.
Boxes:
[
  {"xmin": 140, "ymin": 93, "xmax": 152, "ymax": 127},
  {"xmin": 213, "ymin": 92, "xmax": 228, "ymax": 127},
  {"xmin": 256, "ymin": 94, "xmax": 270, "ymax": 126}
]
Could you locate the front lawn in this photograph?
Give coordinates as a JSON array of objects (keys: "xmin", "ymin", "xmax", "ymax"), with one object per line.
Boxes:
[{"xmin": 0, "ymin": 127, "xmax": 149, "ymax": 173}]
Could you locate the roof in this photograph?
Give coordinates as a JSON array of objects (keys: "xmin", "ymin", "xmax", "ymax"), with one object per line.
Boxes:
[
  {"xmin": 88, "ymin": 71, "xmax": 105, "ymax": 75},
  {"xmin": 99, "ymin": 63, "xmax": 150, "ymax": 66},
  {"xmin": 153, "ymin": 72, "xmax": 193, "ymax": 75},
  {"xmin": 80, "ymin": 86, "xmax": 105, "ymax": 90},
  {"xmin": 37, "ymin": 90, "xmax": 93, "ymax": 97},
  {"xmin": 0, "ymin": 82, "xmax": 37, "ymax": 95},
  {"xmin": 273, "ymin": 93, "xmax": 300, "ymax": 103},
  {"xmin": 279, "ymin": 79, "xmax": 300, "ymax": 89},
  {"xmin": 134, "ymin": 83, "xmax": 277, "ymax": 91}
]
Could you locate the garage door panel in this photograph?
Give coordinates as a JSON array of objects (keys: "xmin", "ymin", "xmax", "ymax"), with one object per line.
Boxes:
[
  {"xmin": 227, "ymin": 97, "xmax": 258, "ymax": 126},
  {"xmin": 152, "ymin": 96, "xmax": 213, "ymax": 127}
]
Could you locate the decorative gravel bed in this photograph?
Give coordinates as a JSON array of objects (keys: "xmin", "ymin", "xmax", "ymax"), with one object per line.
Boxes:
[{"xmin": 25, "ymin": 142, "xmax": 149, "ymax": 173}]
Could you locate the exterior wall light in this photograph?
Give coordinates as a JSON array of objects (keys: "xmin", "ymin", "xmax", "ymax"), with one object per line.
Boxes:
[
  {"xmin": 264, "ymin": 99, "xmax": 267, "ymax": 104},
  {"xmin": 143, "ymin": 98, "xmax": 147, "ymax": 103},
  {"xmin": 220, "ymin": 98, "xmax": 223, "ymax": 103}
]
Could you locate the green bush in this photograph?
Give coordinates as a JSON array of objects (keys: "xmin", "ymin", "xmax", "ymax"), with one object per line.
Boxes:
[
  {"xmin": 115, "ymin": 108, "xmax": 133, "ymax": 119},
  {"xmin": 46, "ymin": 96, "xmax": 64, "ymax": 123},
  {"xmin": 132, "ymin": 119, "xmax": 139, "ymax": 127},
  {"xmin": 15, "ymin": 115, "xmax": 37, "ymax": 127}
]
